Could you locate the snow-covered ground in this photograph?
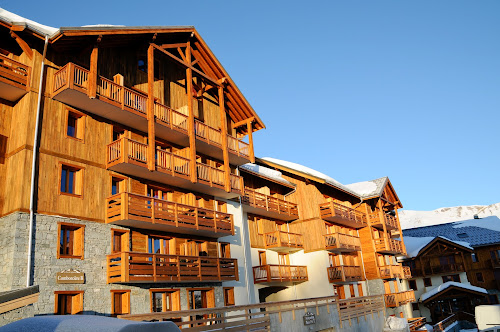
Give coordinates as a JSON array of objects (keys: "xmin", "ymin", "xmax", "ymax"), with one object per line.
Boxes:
[{"xmin": 399, "ymin": 202, "xmax": 500, "ymax": 229}]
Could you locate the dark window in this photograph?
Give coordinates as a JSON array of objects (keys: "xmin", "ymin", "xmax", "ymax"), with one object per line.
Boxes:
[
  {"xmin": 488, "ymin": 294, "xmax": 499, "ymax": 304},
  {"xmin": 66, "ymin": 111, "xmax": 84, "ymax": 140},
  {"xmin": 224, "ymin": 287, "xmax": 235, "ymax": 306},
  {"xmin": 138, "ymin": 59, "xmax": 146, "ymax": 72},
  {"xmin": 59, "ymin": 223, "xmax": 84, "ymax": 258},
  {"xmin": 60, "ymin": 164, "xmax": 82, "ymax": 195},
  {"xmin": 423, "ymin": 278, "xmax": 432, "ymax": 287},
  {"xmin": 412, "ymin": 303, "xmax": 419, "ymax": 311},
  {"xmin": 471, "ymin": 253, "xmax": 479, "ymax": 263},
  {"xmin": 67, "ymin": 113, "xmax": 77, "ymax": 137},
  {"xmin": 408, "ymin": 279, "xmax": 417, "ymax": 290},
  {"xmin": 442, "ymin": 274, "xmax": 460, "ymax": 283},
  {"xmin": 457, "ymin": 232, "xmax": 468, "ymax": 238},
  {"xmin": 476, "ymin": 272, "xmax": 484, "ymax": 282}
]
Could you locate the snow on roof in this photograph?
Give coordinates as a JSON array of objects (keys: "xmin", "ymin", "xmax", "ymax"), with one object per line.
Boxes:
[
  {"xmin": 81, "ymin": 24, "xmax": 126, "ymax": 28},
  {"xmin": 239, "ymin": 163, "xmax": 295, "ymax": 187},
  {"xmin": 0, "ymin": 8, "xmax": 59, "ymax": 37},
  {"xmin": 260, "ymin": 157, "xmax": 359, "ymax": 197},
  {"xmin": 453, "ymin": 216, "xmax": 500, "ymax": 233},
  {"xmin": 345, "ymin": 177, "xmax": 388, "ymax": 198},
  {"xmin": 420, "ymin": 281, "xmax": 487, "ymax": 302},
  {"xmin": 403, "ymin": 236, "xmax": 472, "ymax": 258}
]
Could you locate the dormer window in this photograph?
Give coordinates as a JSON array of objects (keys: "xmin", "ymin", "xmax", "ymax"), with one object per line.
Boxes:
[{"xmin": 457, "ymin": 233, "xmax": 468, "ymax": 238}]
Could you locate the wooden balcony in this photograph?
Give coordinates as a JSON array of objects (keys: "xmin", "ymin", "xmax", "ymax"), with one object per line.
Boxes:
[
  {"xmin": 324, "ymin": 233, "xmax": 361, "ymax": 253},
  {"xmin": 327, "ymin": 265, "xmax": 363, "ymax": 283},
  {"xmin": 402, "ymin": 266, "xmax": 412, "ymax": 279},
  {"xmin": 379, "ymin": 264, "xmax": 403, "ymax": 279},
  {"xmin": 52, "ymin": 62, "xmax": 251, "ymax": 165},
  {"xmin": 422, "ymin": 263, "xmax": 465, "ymax": 275},
  {"xmin": 264, "ymin": 231, "xmax": 303, "ymax": 253},
  {"xmin": 374, "ymin": 238, "xmax": 405, "ymax": 255},
  {"xmin": 241, "ymin": 188, "xmax": 298, "ymax": 221},
  {"xmin": 106, "ymin": 192, "xmax": 233, "ymax": 238},
  {"xmin": 106, "ymin": 138, "xmax": 242, "ymax": 198},
  {"xmin": 107, "ymin": 252, "xmax": 238, "ymax": 283},
  {"xmin": 253, "ymin": 265, "xmax": 308, "ymax": 284},
  {"xmin": 408, "ymin": 317, "xmax": 426, "ymax": 331},
  {"xmin": 319, "ymin": 202, "xmax": 367, "ymax": 229},
  {"xmin": 368, "ymin": 212, "xmax": 399, "ymax": 231},
  {"xmin": 384, "ymin": 290, "xmax": 415, "ymax": 308},
  {"xmin": 0, "ymin": 54, "xmax": 30, "ymax": 102}
]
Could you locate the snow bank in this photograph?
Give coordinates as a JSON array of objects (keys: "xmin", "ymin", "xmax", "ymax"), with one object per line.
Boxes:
[
  {"xmin": 420, "ymin": 281, "xmax": 487, "ymax": 302},
  {"xmin": 0, "ymin": 8, "xmax": 58, "ymax": 37},
  {"xmin": 239, "ymin": 163, "xmax": 295, "ymax": 187}
]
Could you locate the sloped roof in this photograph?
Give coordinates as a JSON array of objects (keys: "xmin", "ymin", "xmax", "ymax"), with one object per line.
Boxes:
[
  {"xmin": 345, "ymin": 177, "xmax": 388, "ymax": 199},
  {"xmin": 420, "ymin": 281, "xmax": 488, "ymax": 303},
  {"xmin": 403, "ymin": 216, "xmax": 500, "ymax": 247},
  {"xmin": 0, "ymin": 8, "xmax": 59, "ymax": 37},
  {"xmin": 239, "ymin": 163, "xmax": 295, "ymax": 189},
  {"xmin": 403, "ymin": 236, "xmax": 473, "ymax": 258}
]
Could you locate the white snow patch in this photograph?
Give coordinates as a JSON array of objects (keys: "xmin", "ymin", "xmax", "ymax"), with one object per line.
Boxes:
[
  {"xmin": 453, "ymin": 216, "xmax": 500, "ymax": 233},
  {"xmin": 403, "ymin": 236, "xmax": 471, "ymax": 258},
  {"xmin": 344, "ymin": 181, "xmax": 378, "ymax": 196},
  {"xmin": 239, "ymin": 163, "xmax": 294, "ymax": 187},
  {"xmin": 423, "ymin": 324, "xmax": 434, "ymax": 331},
  {"xmin": 0, "ymin": 8, "xmax": 58, "ymax": 36},
  {"xmin": 420, "ymin": 281, "xmax": 487, "ymax": 302},
  {"xmin": 81, "ymin": 24, "xmax": 126, "ymax": 28}
]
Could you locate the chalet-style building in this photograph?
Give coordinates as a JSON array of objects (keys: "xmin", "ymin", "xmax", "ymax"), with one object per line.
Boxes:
[
  {"xmin": 399, "ymin": 236, "xmax": 490, "ymax": 323},
  {"xmin": 0, "ymin": 9, "xmax": 415, "ymax": 327}
]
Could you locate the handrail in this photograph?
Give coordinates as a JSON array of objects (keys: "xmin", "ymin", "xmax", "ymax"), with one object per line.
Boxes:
[
  {"xmin": 243, "ymin": 188, "xmax": 299, "ymax": 217},
  {"xmin": 154, "ymin": 102, "xmax": 188, "ymax": 132},
  {"xmin": 368, "ymin": 211, "xmax": 398, "ymax": 229},
  {"xmin": 196, "ymin": 162, "xmax": 225, "ymax": 187},
  {"xmin": 0, "ymin": 53, "xmax": 31, "ymax": 89},
  {"xmin": 319, "ymin": 201, "xmax": 367, "ymax": 227},
  {"xmin": 107, "ymin": 251, "xmax": 238, "ymax": 283},
  {"xmin": 327, "ymin": 265, "xmax": 363, "ymax": 282},
  {"xmin": 384, "ymin": 290, "xmax": 415, "ymax": 308},
  {"xmin": 264, "ymin": 230, "xmax": 303, "ymax": 249},
  {"xmin": 374, "ymin": 238, "xmax": 404, "ymax": 254},
  {"xmin": 195, "ymin": 120, "xmax": 222, "ymax": 146},
  {"xmin": 253, "ymin": 264, "xmax": 308, "ymax": 283},
  {"xmin": 106, "ymin": 192, "xmax": 233, "ymax": 235},
  {"xmin": 229, "ymin": 173, "xmax": 243, "ymax": 192},
  {"xmin": 324, "ymin": 232, "xmax": 361, "ymax": 251},
  {"xmin": 379, "ymin": 264, "xmax": 403, "ymax": 279},
  {"xmin": 227, "ymin": 134, "xmax": 250, "ymax": 158},
  {"xmin": 402, "ymin": 266, "xmax": 412, "ymax": 279}
]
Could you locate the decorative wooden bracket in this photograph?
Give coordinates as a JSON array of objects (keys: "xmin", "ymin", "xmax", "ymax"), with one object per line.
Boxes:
[{"xmin": 10, "ymin": 31, "xmax": 33, "ymax": 60}]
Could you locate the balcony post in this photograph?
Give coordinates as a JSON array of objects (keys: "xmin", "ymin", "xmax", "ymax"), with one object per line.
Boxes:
[
  {"xmin": 217, "ymin": 259, "xmax": 221, "ymax": 281},
  {"xmin": 122, "ymin": 192, "xmax": 128, "ymax": 220},
  {"xmin": 147, "ymin": 44, "xmax": 156, "ymax": 172},
  {"xmin": 198, "ymin": 257, "xmax": 202, "ymax": 281},
  {"xmin": 121, "ymin": 138, "xmax": 128, "ymax": 164},
  {"xmin": 88, "ymin": 44, "xmax": 98, "ymax": 99},
  {"xmin": 195, "ymin": 207, "xmax": 199, "ymax": 230},
  {"xmin": 68, "ymin": 63, "xmax": 75, "ymax": 90},
  {"xmin": 218, "ymin": 86, "xmax": 231, "ymax": 192},
  {"xmin": 246, "ymin": 120, "xmax": 255, "ymax": 163},
  {"xmin": 153, "ymin": 254, "xmax": 157, "ymax": 282},
  {"xmin": 186, "ymin": 41, "xmax": 197, "ymax": 183},
  {"xmin": 121, "ymin": 252, "xmax": 129, "ymax": 283},
  {"xmin": 394, "ymin": 208, "xmax": 406, "ymax": 254}
]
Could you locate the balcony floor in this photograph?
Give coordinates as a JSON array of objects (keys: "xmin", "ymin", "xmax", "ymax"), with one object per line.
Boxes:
[
  {"xmin": 322, "ymin": 215, "xmax": 365, "ymax": 229},
  {"xmin": 0, "ymin": 81, "xmax": 28, "ymax": 102},
  {"xmin": 242, "ymin": 204, "xmax": 298, "ymax": 222}
]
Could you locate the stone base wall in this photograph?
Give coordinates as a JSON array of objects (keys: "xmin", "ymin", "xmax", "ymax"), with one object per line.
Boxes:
[{"xmin": 0, "ymin": 212, "xmax": 225, "ymax": 326}]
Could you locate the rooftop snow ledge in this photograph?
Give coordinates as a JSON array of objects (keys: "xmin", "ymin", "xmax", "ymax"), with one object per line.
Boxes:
[
  {"xmin": 240, "ymin": 164, "xmax": 295, "ymax": 187},
  {"xmin": 0, "ymin": 8, "xmax": 59, "ymax": 37}
]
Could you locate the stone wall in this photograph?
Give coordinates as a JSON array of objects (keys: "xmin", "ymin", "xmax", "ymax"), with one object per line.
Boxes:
[{"xmin": 0, "ymin": 212, "xmax": 225, "ymax": 326}]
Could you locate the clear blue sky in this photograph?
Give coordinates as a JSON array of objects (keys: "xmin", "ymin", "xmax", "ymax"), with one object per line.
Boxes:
[{"xmin": 2, "ymin": 1, "xmax": 499, "ymax": 211}]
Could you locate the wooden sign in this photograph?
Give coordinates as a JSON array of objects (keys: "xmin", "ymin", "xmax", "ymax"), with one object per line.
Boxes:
[
  {"xmin": 303, "ymin": 311, "xmax": 316, "ymax": 325},
  {"xmin": 56, "ymin": 269, "xmax": 84, "ymax": 284}
]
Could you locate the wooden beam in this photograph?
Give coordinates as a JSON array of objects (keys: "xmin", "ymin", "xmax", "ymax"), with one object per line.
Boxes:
[
  {"xmin": 186, "ymin": 41, "xmax": 197, "ymax": 183},
  {"xmin": 177, "ymin": 47, "xmax": 187, "ymax": 63},
  {"xmin": 160, "ymin": 43, "xmax": 188, "ymax": 49},
  {"xmin": 219, "ymin": 86, "xmax": 231, "ymax": 192},
  {"xmin": 10, "ymin": 31, "xmax": 33, "ymax": 60},
  {"xmin": 233, "ymin": 117, "xmax": 255, "ymax": 129},
  {"xmin": 88, "ymin": 44, "xmax": 98, "ymax": 99},
  {"xmin": 246, "ymin": 120, "xmax": 255, "ymax": 163},
  {"xmin": 147, "ymin": 44, "xmax": 156, "ymax": 172}
]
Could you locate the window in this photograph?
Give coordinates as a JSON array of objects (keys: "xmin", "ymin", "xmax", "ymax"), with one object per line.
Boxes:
[
  {"xmin": 111, "ymin": 177, "xmax": 125, "ymax": 195},
  {"xmin": 457, "ymin": 232, "xmax": 469, "ymax": 238},
  {"xmin": 150, "ymin": 289, "xmax": 180, "ymax": 312},
  {"xmin": 423, "ymin": 278, "xmax": 432, "ymax": 287},
  {"xmin": 224, "ymin": 287, "xmax": 235, "ymax": 306},
  {"xmin": 54, "ymin": 291, "xmax": 83, "ymax": 315},
  {"xmin": 137, "ymin": 58, "xmax": 160, "ymax": 78},
  {"xmin": 334, "ymin": 285, "xmax": 345, "ymax": 300},
  {"xmin": 442, "ymin": 274, "xmax": 460, "ymax": 283},
  {"xmin": 60, "ymin": 163, "xmax": 83, "ymax": 196},
  {"xmin": 357, "ymin": 283, "xmax": 363, "ymax": 297},
  {"xmin": 476, "ymin": 272, "xmax": 484, "ymax": 283},
  {"xmin": 0, "ymin": 134, "xmax": 7, "ymax": 164},
  {"xmin": 408, "ymin": 279, "xmax": 417, "ymax": 290},
  {"xmin": 220, "ymin": 242, "xmax": 230, "ymax": 258},
  {"xmin": 58, "ymin": 222, "xmax": 85, "ymax": 259},
  {"xmin": 111, "ymin": 290, "xmax": 130, "ymax": 316},
  {"xmin": 349, "ymin": 284, "xmax": 355, "ymax": 298},
  {"xmin": 258, "ymin": 251, "xmax": 267, "ymax": 266},
  {"xmin": 66, "ymin": 110, "xmax": 85, "ymax": 140},
  {"xmin": 111, "ymin": 229, "xmax": 129, "ymax": 253},
  {"xmin": 412, "ymin": 303, "xmax": 419, "ymax": 311},
  {"xmin": 471, "ymin": 253, "xmax": 479, "ymax": 263}
]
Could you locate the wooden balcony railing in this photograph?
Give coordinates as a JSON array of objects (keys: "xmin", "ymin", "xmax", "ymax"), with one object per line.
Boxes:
[
  {"xmin": 379, "ymin": 264, "xmax": 403, "ymax": 279},
  {"xmin": 384, "ymin": 290, "xmax": 415, "ymax": 308},
  {"xmin": 402, "ymin": 266, "xmax": 412, "ymax": 279},
  {"xmin": 196, "ymin": 163, "xmax": 225, "ymax": 189},
  {"xmin": 229, "ymin": 173, "xmax": 243, "ymax": 193},
  {"xmin": 324, "ymin": 233, "xmax": 361, "ymax": 252},
  {"xmin": 53, "ymin": 63, "xmax": 252, "ymax": 163},
  {"xmin": 242, "ymin": 188, "xmax": 299, "ymax": 220},
  {"xmin": 374, "ymin": 238, "xmax": 405, "ymax": 255},
  {"xmin": 107, "ymin": 252, "xmax": 238, "ymax": 283},
  {"xmin": 327, "ymin": 265, "xmax": 363, "ymax": 283},
  {"xmin": 106, "ymin": 192, "xmax": 233, "ymax": 237},
  {"xmin": 368, "ymin": 212, "xmax": 399, "ymax": 230},
  {"xmin": 253, "ymin": 265, "xmax": 308, "ymax": 283},
  {"xmin": 0, "ymin": 54, "xmax": 30, "ymax": 90},
  {"xmin": 319, "ymin": 202, "xmax": 367, "ymax": 229},
  {"xmin": 423, "ymin": 262, "xmax": 464, "ymax": 275},
  {"xmin": 264, "ymin": 230, "xmax": 303, "ymax": 252},
  {"xmin": 432, "ymin": 312, "xmax": 475, "ymax": 332},
  {"xmin": 408, "ymin": 317, "xmax": 426, "ymax": 331}
]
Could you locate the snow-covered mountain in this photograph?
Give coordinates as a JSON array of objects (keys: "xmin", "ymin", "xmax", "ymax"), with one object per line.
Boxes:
[{"xmin": 399, "ymin": 202, "xmax": 500, "ymax": 230}]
